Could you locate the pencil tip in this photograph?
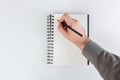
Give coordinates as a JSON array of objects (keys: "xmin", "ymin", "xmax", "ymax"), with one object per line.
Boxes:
[{"xmin": 57, "ymin": 19, "xmax": 59, "ymax": 22}]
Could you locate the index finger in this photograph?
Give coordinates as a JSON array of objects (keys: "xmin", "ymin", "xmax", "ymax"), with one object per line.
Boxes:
[{"xmin": 59, "ymin": 13, "xmax": 74, "ymax": 26}]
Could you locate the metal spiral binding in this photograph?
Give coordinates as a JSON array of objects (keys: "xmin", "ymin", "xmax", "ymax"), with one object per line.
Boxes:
[{"xmin": 47, "ymin": 14, "xmax": 54, "ymax": 64}]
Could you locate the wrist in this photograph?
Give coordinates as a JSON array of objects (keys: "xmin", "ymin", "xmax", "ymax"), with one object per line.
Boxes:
[{"xmin": 76, "ymin": 37, "xmax": 91, "ymax": 50}]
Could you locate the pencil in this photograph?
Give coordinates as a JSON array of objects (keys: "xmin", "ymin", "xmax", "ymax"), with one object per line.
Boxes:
[{"xmin": 58, "ymin": 20, "xmax": 83, "ymax": 37}]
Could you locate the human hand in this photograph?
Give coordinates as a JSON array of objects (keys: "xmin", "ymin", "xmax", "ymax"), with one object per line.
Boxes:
[{"xmin": 58, "ymin": 13, "xmax": 91, "ymax": 50}]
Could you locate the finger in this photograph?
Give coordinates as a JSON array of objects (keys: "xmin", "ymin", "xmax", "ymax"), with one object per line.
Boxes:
[
  {"xmin": 59, "ymin": 13, "xmax": 74, "ymax": 26},
  {"xmin": 72, "ymin": 18, "xmax": 78, "ymax": 22},
  {"xmin": 58, "ymin": 21, "xmax": 68, "ymax": 37},
  {"xmin": 57, "ymin": 19, "xmax": 67, "ymax": 30}
]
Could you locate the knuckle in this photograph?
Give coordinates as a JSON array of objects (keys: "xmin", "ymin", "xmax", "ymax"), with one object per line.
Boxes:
[
  {"xmin": 64, "ymin": 13, "xmax": 68, "ymax": 16},
  {"xmin": 75, "ymin": 21, "xmax": 80, "ymax": 24}
]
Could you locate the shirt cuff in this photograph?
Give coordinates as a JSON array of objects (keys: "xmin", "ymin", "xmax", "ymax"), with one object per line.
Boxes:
[{"xmin": 82, "ymin": 41, "xmax": 104, "ymax": 65}]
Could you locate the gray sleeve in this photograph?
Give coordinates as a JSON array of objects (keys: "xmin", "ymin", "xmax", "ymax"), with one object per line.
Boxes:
[{"xmin": 82, "ymin": 41, "xmax": 120, "ymax": 80}]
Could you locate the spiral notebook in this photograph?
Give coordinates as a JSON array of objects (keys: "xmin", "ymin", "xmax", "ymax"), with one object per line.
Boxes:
[{"xmin": 47, "ymin": 14, "xmax": 89, "ymax": 66}]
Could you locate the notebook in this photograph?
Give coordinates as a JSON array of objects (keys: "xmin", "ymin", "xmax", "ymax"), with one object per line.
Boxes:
[{"xmin": 47, "ymin": 14, "xmax": 89, "ymax": 66}]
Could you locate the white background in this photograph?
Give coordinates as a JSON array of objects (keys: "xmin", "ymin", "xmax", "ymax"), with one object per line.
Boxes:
[{"xmin": 0, "ymin": 0, "xmax": 120, "ymax": 80}]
